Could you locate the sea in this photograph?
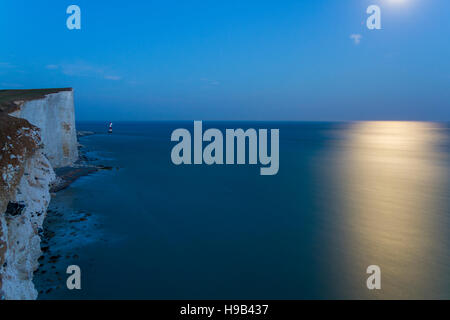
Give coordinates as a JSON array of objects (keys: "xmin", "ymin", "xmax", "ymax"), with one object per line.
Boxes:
[{"xmin": 34, "ymin": 121, "xmax": 450, "ymax": 299}]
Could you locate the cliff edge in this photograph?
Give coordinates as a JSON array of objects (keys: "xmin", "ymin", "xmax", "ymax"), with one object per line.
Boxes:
[
  {"xmin": 0, "ymin": 88, "xmax": 77, "ymax": 299},
  {"xmin": 2, "ymin": 89, "xmax": 78, "ymax": 168}
]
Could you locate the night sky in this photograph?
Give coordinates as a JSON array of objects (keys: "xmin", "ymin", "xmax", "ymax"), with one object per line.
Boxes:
[{"xmin": 1, "ymin": 0, "xmax": 449, "ymax": 121}]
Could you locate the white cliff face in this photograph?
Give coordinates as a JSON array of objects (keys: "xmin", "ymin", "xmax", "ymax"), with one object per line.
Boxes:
[
  {"xmin": 0, "ymin": 150, "xmax": 55, "ymax": 300},
  {"xmin": 9, "ymin": 90, "xmax": 78, "ymax": 168},
  {"xmin": 0, "ymin": 88, "xmax": 78, "ymax": 299}
]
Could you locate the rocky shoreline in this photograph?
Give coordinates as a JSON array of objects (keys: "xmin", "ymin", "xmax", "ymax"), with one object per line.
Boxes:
[
  {"xmin": 49, "ymin": 131, "xmax": 115, "ymax": 193},
  {"xmin": 1, "ymin": 88, "xmax": 114, "ymax": 299},
  {"xmin": 33, "ymin": 130, "xmax": 116, "ymax": 298}
]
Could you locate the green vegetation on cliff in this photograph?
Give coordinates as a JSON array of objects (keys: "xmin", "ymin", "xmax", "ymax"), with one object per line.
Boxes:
[{"xmin": 0, "ymin": 88, "xmax": 72, "ymax": 114}]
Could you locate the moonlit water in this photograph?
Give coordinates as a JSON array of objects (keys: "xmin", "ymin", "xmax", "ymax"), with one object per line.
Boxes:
[{"xmin": 35, "ymin": 121, "xmax": 450, "ymax": 299}]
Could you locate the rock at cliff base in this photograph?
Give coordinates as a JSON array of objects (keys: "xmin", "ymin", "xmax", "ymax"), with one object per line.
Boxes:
[{"xmin": 5, "ymin": 202, "xmax": 25, "ymax": 217}]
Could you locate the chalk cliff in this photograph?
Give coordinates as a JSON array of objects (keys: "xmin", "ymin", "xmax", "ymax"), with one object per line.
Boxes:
[
  {"xmin": 7, "ymin": 89, "xmax": 78, "ymax": 168},
  {"xmin": 0, "ymin": 88, "xmax": 77, "ymax": 299}
]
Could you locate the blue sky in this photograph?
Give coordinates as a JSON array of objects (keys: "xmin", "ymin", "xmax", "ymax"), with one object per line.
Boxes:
[{"xmin": 1, "ymin": 0, "xmax": 449, "ymax": 121}]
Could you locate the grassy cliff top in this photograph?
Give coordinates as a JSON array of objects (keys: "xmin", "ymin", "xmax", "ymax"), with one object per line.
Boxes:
[{"xmin": 0, "ymin": 88, "xmax": 72, "ymax": 114}]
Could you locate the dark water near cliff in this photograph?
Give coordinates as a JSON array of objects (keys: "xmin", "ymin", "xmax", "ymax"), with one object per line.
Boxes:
[{"xmin": 35, "ymin": 121, "xmax": 450, "ymax": 299}]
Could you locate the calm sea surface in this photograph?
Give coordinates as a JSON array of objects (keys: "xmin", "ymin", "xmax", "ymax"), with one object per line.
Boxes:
[{"xmin": 35, "ymin": 121, "xmax": 450, "ymax": 299}]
